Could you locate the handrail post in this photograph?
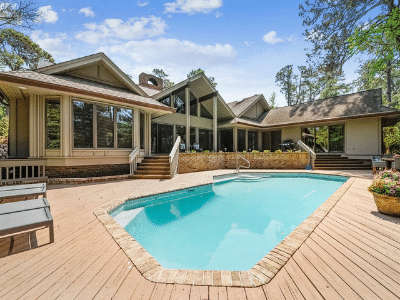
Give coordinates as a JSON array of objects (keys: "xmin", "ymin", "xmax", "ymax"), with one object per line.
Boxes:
[
  {"xmin": 169, "ymin": 136, "xmax": 181, "ymax": 179},
  {"xmin": 297, "ymin": 140, "xmax": 316, "ymax": 169}
]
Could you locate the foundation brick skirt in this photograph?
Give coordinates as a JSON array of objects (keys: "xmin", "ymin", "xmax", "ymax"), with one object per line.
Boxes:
[
  {"xmin": 46, "ymin": 164, "xmax": 130, "ymax": 178},
  {"xmin": 178, "ymin": 152, "xmax": 309, "ymax": 174}
]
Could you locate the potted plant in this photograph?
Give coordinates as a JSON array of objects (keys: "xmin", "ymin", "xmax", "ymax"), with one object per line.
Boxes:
[{"xmin": 368, "ymin": 169, "xmax": 400, "ymax": 216}]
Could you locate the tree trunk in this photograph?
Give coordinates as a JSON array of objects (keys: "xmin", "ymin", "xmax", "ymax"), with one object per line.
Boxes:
[{"xmin": 387, "ymin": 60, "xmax": 392, "ymax": 103}]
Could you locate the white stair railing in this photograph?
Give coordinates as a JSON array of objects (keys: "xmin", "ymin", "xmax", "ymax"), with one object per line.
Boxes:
[
  {"xmin": 298, "ymin": 140, "xmax": 316, "ymax": 168},
  {"xmin": 169, "ymin": 136, "xmax": 181, "ymax": 178},
  {"xmin": 236, "ymin": 155, "xmax": 250, "ymax": 173},
  {"xmin": 129, "ymin": 147, "xmax": 140, "ymax": 175}
]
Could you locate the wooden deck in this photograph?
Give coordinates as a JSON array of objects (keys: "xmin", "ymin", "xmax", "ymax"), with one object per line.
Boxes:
[{"xmin": 1, "ymin": 170, "xmax": 400, "ymax": 300}]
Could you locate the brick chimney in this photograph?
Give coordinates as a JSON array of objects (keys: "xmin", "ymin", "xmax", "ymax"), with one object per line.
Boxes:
[{"xmin": 139, "ymin": 73, "xmax": 163, "ymax": 91}]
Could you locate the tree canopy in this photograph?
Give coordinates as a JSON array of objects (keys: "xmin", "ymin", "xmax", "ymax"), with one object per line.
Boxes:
[
  {"xmin": 0, "ymin": 28, "xmax": 54, "ymax": 70},
  {"xmin": 0, "ymin": 1, "xmax": 41, "ymax": 29},
  {"xmin": 187, "ymin": 68, "xmax": 217, "ymax": 87}
]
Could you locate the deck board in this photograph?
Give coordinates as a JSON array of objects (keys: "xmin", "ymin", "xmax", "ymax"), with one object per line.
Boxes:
[{"xmin": 1, "ymin": 170, "xmax": 399, "ymax": 299}]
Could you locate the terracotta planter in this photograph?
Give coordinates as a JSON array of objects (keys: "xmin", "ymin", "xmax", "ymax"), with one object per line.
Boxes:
[{"xmin": 372, "ymin": 193, "xmax": 400, "ymax": 216}]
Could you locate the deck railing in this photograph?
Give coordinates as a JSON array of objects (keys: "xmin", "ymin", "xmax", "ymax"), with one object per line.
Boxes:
[
  {"xmin": 129, "ymin": 147, "xmax": 140, "ymax": 175},
  {"xmin": 169, "ymin": 136, "xmax": 181, "ymax": 178},
  {"xmin": 0, "ymin": 159, "xmax": 47, "ymax": 184},
  {"xmin": 298, "ymin": 140, "xmax": 316, "ymax": 168}
]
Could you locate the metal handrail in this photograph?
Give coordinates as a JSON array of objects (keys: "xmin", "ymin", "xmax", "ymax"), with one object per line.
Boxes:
[
  {"xmin": 298, "ymin": 140, "xmax": 316, "ymax": 166},
  {"xmin": 236, "ymin": 155, "xmax": 250, "ymax": 173},
  {"xmin": 169, "ymin": 136, "xmax": 181, "ymax": 178},
  {"xmin": 129, "ymin": 147, "xmax": 140, "ymax": 174}
]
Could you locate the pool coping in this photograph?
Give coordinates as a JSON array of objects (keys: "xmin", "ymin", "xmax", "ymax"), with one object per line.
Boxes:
[{"xmin": 94, "ymin": 172, "xmax": 355, "ymax": 287}]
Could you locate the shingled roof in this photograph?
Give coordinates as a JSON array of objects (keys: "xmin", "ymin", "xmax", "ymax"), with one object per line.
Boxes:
[
  {"xmin": 228, "ymin": 95, "xmax": 261, "ymax": 117},
  {"xmin": 229, "ymin": 89, "xmax": 400, "ymax": 128},
  {"xmin": 0, "ymin": 71, "xmax": 174, "ymax": 112},
  {"xmin": 259, "ymin": 89, "xmax": 395, "ymax": 127}
]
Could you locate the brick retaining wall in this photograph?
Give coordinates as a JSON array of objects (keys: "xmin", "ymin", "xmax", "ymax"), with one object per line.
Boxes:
[
  {"xmin": 46, "ymin": 164, "xmax": 130, "ymax": 178},
  {"xmin": 178, "ymin": 152, "xmax": 309, "ymax": 174}
]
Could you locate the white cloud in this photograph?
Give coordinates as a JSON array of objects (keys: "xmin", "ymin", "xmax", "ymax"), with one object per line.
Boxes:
[
  {"xmin": 263, "ymin": 31, "xmax": 285, "ymax": 45},
  {"xmin": 98, "ymin": 38, "xmax": 236, "ymax": 66},
  {"xmin": 76, "ymin": 16, "xmax": 167, "ymax": 44},
  {"xmin": 38, "ymin": 5, "xmax": 58, "ymax": 23},
  {"xmin": 137, "ymin": 1, "xmax": 150, "ymax": 7},
  {"xmin": 30, "ymin": 31, "xmax": 76, "ymax": 60},
  {"xmin": 79, "ymin": 7, "xmax": 95, "ymax": 17},
  {"xmin": 286, "ymin": 34, "xmax": 297, "ymax": 42},
  {"xmin": 164, "ymin": 0, "xmax": 223, "ymax": 14}
]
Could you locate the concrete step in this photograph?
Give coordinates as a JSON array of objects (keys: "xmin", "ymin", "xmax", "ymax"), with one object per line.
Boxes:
[
  {"xmin": 314, "ymin": 166, "xmax": 371, "ymax": 170},
  {"xmin": 134, "ymin": 170, "xmax": 170, "ymax": 175},
  {"xmin": 131, "ymin": 174, "xmax": 171, "ymax": 180},
  {"xmin": 137, "ymin": 165, "xmax": 170, "ymax": 170},
  {"xmin": 140, "ymin": 162, "xmax": 170, "ymax": 166}
]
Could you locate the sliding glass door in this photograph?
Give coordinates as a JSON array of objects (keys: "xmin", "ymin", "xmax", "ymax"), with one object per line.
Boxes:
[
  {"xmin": 302, "ymin": 124, "xmax": 344, "ymax": 153},
  {"xmin": 151, "ymin": 123, "xmax": 174, "ymax": 154}
]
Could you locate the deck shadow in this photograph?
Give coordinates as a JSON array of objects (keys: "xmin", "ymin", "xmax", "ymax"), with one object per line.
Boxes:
[{"xmin": 371, "ymin": 211, "xmax": 400, "ymax": 224}]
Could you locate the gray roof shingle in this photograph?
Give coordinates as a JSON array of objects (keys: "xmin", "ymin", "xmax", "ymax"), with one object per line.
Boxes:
[
  {"xmin": 0, "ymin": 70, "xmax": 173, "ymax": 111},
  {"xmin": 228, "ymin": 95, "xmax": 261, "ymax": 117}
]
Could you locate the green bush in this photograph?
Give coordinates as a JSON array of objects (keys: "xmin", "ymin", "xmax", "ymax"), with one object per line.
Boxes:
[
  {"xmin": 264, "ymin": 150, "xmax": 271, "ymax": 153},
  {"xmin": 202, "ymin": 150, "xmax": 210, "ymax": 153},
  {"xmin": 252, "ymin": 150, "xmax": 259, "ymax": 153},
  {"xmin": 243, "ymin": 150, "xmax": 247, "ymax": 153},
  {"xmin": 275, "ymin": 149, "xmax": 282, "ymax": 153},
  {"xmin": 383, "ymin": 127, "xmax": 400, "ymax": 154},
  {"xmin": 190, "ymin": 150, "xmax": 196, "ymax": 153}
]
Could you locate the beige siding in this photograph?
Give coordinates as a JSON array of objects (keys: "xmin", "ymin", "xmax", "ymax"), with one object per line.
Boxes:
[
  {"xmin": 242, "ymin": 102, "xmax": 264, "ymax": 119},
  {"xmin": 345, "ymin": 117, "xmax": 381, "ymax": 157},
  {"xmin": 281, "ymin": 126, "xmax": 301, "ymax": 144}
]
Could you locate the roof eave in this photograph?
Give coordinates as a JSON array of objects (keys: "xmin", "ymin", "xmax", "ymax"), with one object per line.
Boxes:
[{"xmin": 0, "ymin": 73, "xmax": 175, "ymax": 113}]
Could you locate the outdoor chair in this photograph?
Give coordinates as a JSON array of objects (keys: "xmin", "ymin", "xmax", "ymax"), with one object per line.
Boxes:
[
  {"xmin": 372, "ymin": 156, "xmax": 386, "ymax": 174},
  {"xmin": 179, "ymin": 143, "xmax": 186, "ymax": 152},
  {"xmin": 192, "ymin": 143, "xmax": 202, "ymax": 152},
  {"xmin": 392, "ymin": 157, "xmax": 400, "ymax": 172}
]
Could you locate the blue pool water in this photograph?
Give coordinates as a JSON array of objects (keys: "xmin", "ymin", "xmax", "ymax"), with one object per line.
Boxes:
[{"xmin": 111, "ymin": 173, "xmax": 346, "ymax": 271}]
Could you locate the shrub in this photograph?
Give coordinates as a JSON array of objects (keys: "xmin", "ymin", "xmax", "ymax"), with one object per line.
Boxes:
[
  {"xmin": 190, "ymin": 150, "xmax": 196, "ymax": 153},
  {"xmin": 287, "ymin": 150, "xmax": 294, "ymax": 153},
  {"xmin": 275, "ymin": 149, "xmax": 282, "ymax": 153},
  {"xmin": 383, "ymin": 127, "xmax": 400, "ymax": 154},
  {"xmin": 252, "ymin": 150, "xmax": 259, "ymax": 153},
  {"xmin": 368, "ymin": 169, "xmax": 400, "ymax": 197},
  {"xmin": 264, "ymin": 150, "xmax": 271, "ymax": 153},
  {"xmin": 202, "ymin": 150, "xmax": 210, "ymax": 153},
  {"xmin": 243, "ymin": 150, "xmax": 247, "ymax": 153}
]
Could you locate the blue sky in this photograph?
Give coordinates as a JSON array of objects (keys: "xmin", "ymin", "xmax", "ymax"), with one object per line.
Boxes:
[{"xmin": 29, "ymin": 0, "xmax": 360, "ymax": 107}]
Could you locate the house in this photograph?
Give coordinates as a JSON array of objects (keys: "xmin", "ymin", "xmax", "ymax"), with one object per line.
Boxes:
[{"xmin": 0, "ymin": 53, "xmax": 399, "ymax": 179}]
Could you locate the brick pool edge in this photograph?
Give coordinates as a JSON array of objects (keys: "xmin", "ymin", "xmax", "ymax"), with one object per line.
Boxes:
[{"xmin": 94, "ymin": 172, "xmax": 355, "ymax": 287}]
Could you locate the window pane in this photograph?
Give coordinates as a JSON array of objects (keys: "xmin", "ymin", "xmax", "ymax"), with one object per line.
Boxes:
[
  {"xmin": 97, "ymin": 105, "xmax": 114, "ymax": 148},
  {"xmin": 174, "ymin": 90, "xmax": 186, "ymax": 114},
  {"xmin": 117, "ymin": 108, "xmax": 132, "ymax": 148},
  {"xmin": 248, "ymin": 131, "xmax": 257, "ymax": 151},
  {"xmin": 176, "ymin": 125, "xmax": 186, "ymax": 152},
  {"xmin": 140, "ymin": 112, "xmax": 145, "ymax": 149},
  {"xmin": 73, "ymin": 100, "xmax": 93, "ymax": 148},
  {"xmin": 46, "ymin": 99, "xmax": 60, "ymax": 149},
  {"xmin": 315, "ymin": 126, "xmax": 328, "ymax": 153},
  {"xmin": 329, "ymin": 124, "xmax": 344, "ymax": 152},
  {"xmin": 160, "ymin": 96, "xmax": 171, "ymax": 107},
  {"xmin": 238, "ymin": 130, "xmax": 246, "ymax": 152},
  {"xmin": 190, "ymin": 127, "xmax": 196, "ymax": 145}
]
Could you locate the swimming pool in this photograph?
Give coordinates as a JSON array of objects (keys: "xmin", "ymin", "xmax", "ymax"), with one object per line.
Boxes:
[{"xmin": 110, "ymin": 173, "xmax": 347, "ymax": 271}]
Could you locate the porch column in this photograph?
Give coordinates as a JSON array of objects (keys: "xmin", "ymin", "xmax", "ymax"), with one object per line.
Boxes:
[
  {"xmin": 185, "ymin": 85, "xmax": 190, "ymax": 151},
  {"xmin": 233, "ymin": 127, "xmax": 238, "ymax": 152},
  {"xmin": 133, "ymin": 108, "xmax": 140, "ymax": 149},
  {"xmin": 197, "ymin": 98, "xmax": 201, "ymax": 117},
  {"xmin": 258, "ymin": 130, "xmax": 262, "ymax": 151},
  {"xmin": 213, "ymin": 95, "xmax": 218, "ymax": 152},
  {"xmin": 195, "ymin": 128, "xmax": 199, "ymax": 144},
  {"xmin": 245, "ymin": 130, "xmax": 248, "ymax": 152},
  {"xmin": 61, "ymin": 95, "xmax": 72, "ymax": 157},
  {"xmin": 146, "ymin": 112, "xmax": 151, "ymax": 156},
  {"xmin": 8, "ymin": 98, "xmax": 16, "ymax": 157},
  {"xmin": 170, "ymin": 93, "xmax": 174, "ymax": 108}
]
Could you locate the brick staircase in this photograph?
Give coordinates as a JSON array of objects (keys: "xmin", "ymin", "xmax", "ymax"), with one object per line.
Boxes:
[
  {"xmin": 131, "ymin": 156, "xmax": 171, "ymax": 180},
  {"xmin": 314, "ymin": 154, "xmax": 371, "ymax": 170}
]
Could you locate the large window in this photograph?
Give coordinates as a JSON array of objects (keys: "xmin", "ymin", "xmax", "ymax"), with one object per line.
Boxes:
[
  {"xmin": 159, "ymin": 96, "xmax": 171, "ymax": 107},
  {"xmin": 46, "ymin": 99, "xmax": 61, "ymax": 149},
  {"xmin": 199, "ymin": 129, "xmax": 213, "ymax": 151},
  {"xmin": 97, "ymin": 105, "xmax": 114, "ymax": 148},
  {"xmin": 73, "ymin": 99, "xmax": 134, "ymax": 149},
  {"xmin": 174, "ymin": 90, "xmax": 186, "ymax": 114},
  {"xmin": 117, "ymin": 108, "xmax": 133, "ymax": 148},
  {"xmin": 238, "ymin": 130, "xmax": 246, "ymax": 152},
  {"xmin": 73, "ymin": 100, "xmax": 93, "ymax": 148}
]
